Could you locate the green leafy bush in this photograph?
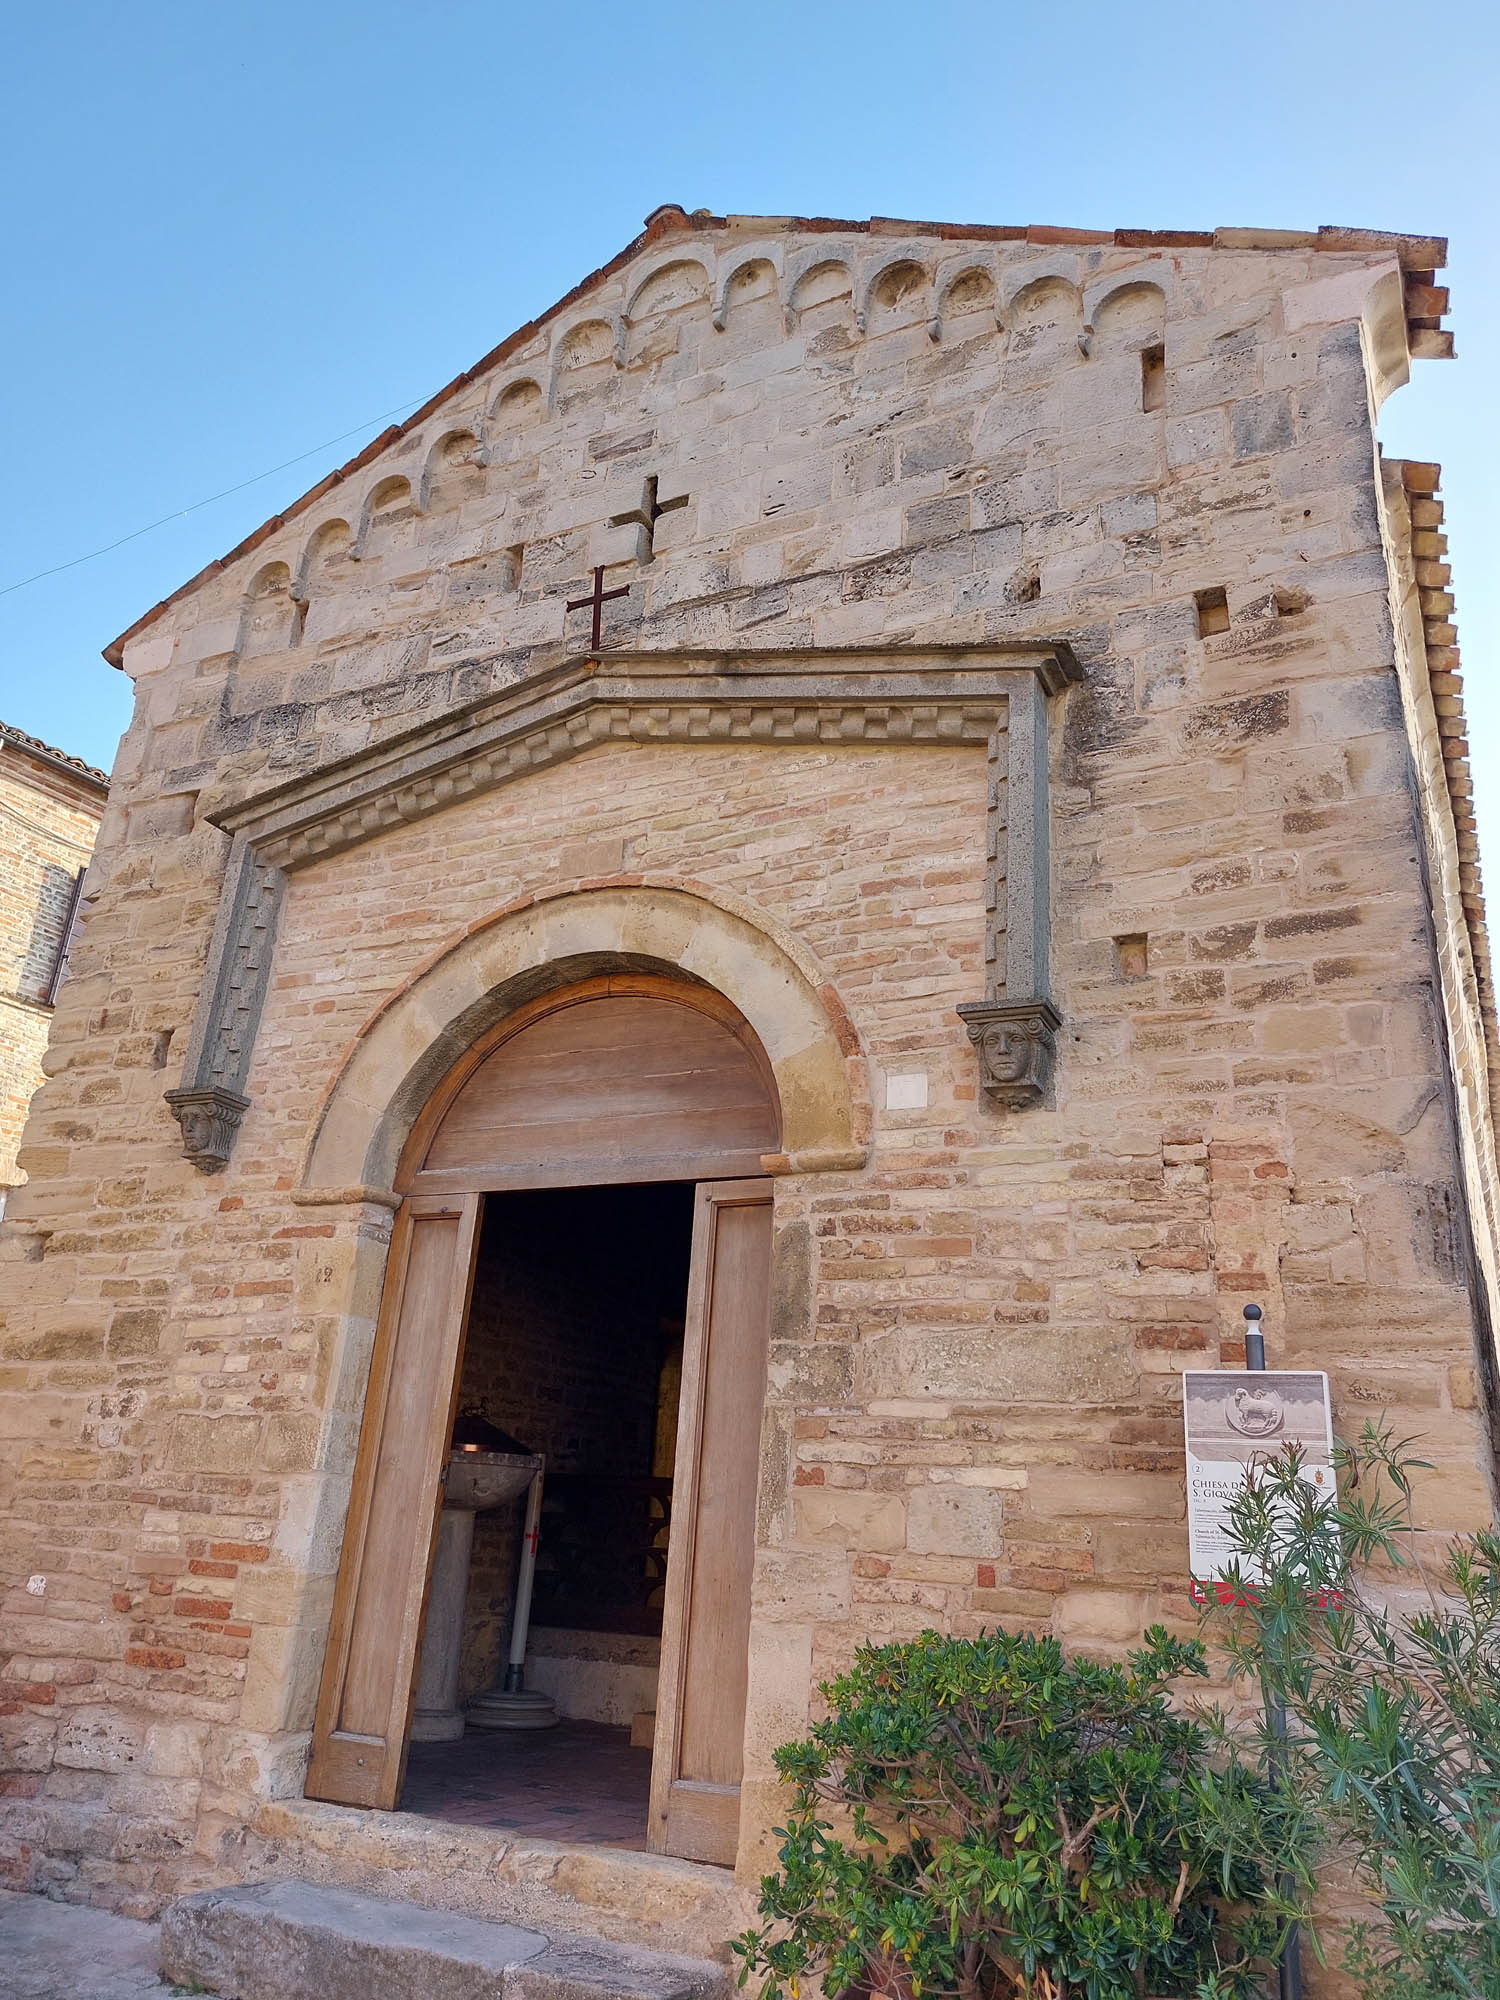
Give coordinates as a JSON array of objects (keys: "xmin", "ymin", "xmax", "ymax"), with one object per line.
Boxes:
[
  {"xmin": 734, "ymin": 1625, "xmax": 1309, "ymax": 2000},
  {"xmin": 1213, "ymin": 1420, "xmax": 1500, "ymax": 2000}
]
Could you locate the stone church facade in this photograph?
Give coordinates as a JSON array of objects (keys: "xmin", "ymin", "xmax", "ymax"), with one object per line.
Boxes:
[{"xmin": 1, "ymin": 206, "xmax": 1495, "ymax": 1947}]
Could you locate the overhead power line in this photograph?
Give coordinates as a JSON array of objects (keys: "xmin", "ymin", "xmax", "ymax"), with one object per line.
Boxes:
[{"xmin": 0, "ymin": 396, "xmax": 426, "ymax": 599}]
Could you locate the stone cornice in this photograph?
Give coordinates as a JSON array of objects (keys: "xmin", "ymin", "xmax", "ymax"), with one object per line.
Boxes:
[{"xmin": 212, "ymin": 644, "xmax": 1079, "ymax": 870}]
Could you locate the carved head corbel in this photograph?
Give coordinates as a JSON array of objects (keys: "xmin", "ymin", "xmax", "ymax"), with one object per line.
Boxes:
[
  {"xmin": 164, "ymin": 1085, "xmax": 251, "ymax": 1173},
  {"xmin": 955, "ymin": 998, "xmax": 1061, "ymax": 1111}
]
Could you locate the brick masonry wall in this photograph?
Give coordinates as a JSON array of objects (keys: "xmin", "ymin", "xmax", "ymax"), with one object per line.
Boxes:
[
  {"xmin": 0, "ymin": 221, "xmax": 1493, "ymax": 1921},
  {"xmin": 0, "ymin": 755, "xmax": 102, "ymax": 1192}
]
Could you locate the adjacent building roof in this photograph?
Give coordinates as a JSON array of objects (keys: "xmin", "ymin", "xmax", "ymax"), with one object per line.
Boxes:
[
  {"xmin": 101, "ymin": 206, "xmax": 1453, "ymax": 669},
  {"xmin": 0, "ymin": 721, "xmax": 109, "ymax": 794},
  {"xmin": 1385, "ymin": 460, "xmax": 1496, "ymax": 1104}
]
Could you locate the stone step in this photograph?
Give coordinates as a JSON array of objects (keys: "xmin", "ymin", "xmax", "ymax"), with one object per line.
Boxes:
[
  {"xmin": 246, "ymin": 1797, "xmax": 755, "ymax": 1959},
  {"xmin": 0, "ymin": 1890, "xmax": 177, "ymax": 2000},
  {"xmin": 159, "ymin": 1880, "xmax": 730, "ymax": 2000}
]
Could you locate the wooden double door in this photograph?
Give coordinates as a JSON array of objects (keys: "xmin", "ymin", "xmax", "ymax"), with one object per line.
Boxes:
[{"xmin": 305, "ymin": 977, "xmax": 780, "ymax": 1867}]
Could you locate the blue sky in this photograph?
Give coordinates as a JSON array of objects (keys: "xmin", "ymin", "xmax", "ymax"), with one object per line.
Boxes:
[{"xmin": 3, "ymin": 1, "xmax": 1494, "ymax": 848}]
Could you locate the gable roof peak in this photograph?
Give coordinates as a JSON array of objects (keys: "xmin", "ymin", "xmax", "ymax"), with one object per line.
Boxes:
[{"xmin": 102, "ymin": 206, "xmax": 1450, "ymax": 669}]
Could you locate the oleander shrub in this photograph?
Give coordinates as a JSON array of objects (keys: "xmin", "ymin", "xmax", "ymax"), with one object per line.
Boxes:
[
  {"xmin": 734, "ymin": 1625, "xmax": 1310, "ymax": 2000},
  {"xmin": 1212, "ymin": 1421, "xmax": 1500, "ymax": 2000}
]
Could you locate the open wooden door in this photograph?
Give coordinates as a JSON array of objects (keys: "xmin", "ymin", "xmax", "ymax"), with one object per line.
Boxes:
[
  {"xmin": 649, "ymin": 1179, "xmax": 774, "ymax": 1865},
  {"xmin": 306, "ymin": 1191, "xmax": 482, "ymax": 1808}
]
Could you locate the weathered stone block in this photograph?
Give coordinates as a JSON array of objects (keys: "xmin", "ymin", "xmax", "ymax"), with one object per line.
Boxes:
[
  {"xmin": 1026, "ymin": 1471, "xmax": 1184, "ymax": 1521},
  {"xmin": 793, "ymin": 1489, "xmax": 906, "ymax": 1552},
  {"xmin": 906, "ymin": 1484, "xmax": 1005, "ymax": 1557},
  {"xmin": 166, "ymin": 1415, "xmax": 261, "ymax": 1474},
  {"xmin": 53, "ymin": 1710, "xmax": 145, "ymax": 1776},
  {"xmin": 1052, "ymin": 1589, "xmax": 1151, "ymax": 1644},
  {"xmin": 751, "ymin": 1550, "xmax": 851, "ymax": 1623},
  {"xmin": 260, "ymin": 1412, "xmax": 323, "ymax": 1474}
]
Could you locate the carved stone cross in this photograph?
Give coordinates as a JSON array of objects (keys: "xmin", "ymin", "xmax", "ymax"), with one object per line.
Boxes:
[{"xmin": 609, "ymin": 474, "xmax": 689, "ymax": 563}]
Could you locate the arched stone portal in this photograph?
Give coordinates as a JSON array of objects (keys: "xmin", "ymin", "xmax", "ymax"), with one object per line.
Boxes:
[
  {"xmin": 299, "ymin": 885, "xmax": 867, "ymax": 1868},
  {"xmin": 298, "ymin": 879, "xmax": 869, "ymax": 1199},
  {"xmin": 399, "ymin": 973, "xmax": 781, "ymax": 1191}
]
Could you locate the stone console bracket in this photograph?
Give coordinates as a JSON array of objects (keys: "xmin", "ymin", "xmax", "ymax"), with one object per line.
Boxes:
[
  {"xmin": 956, "ymin": 999, "xmax": 1062, "ymax": 1110},
  {"xmin": 167, "ymin": 642, "xmax": 1080, "ymax": 1170},
  {"xmin": 164, "ymin": 1084, "xmax": 253, "ymax": 1173}
]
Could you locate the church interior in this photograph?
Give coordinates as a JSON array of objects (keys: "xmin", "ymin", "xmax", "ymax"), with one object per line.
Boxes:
[{"xmin": 399, "ymin": 1182, "xmax": 696, "ymax": 1845}]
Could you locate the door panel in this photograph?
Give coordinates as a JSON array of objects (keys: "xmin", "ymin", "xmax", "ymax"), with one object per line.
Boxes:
[
  {"xmin": 649, "ymin": 1180, "xmax": 774, "ymax": 1864},
  {"xmin": 305, "ymin": 1191, "xmax": 482, "ymax": 1808}
]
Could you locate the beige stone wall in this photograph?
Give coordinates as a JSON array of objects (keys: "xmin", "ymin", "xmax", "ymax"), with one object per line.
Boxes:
[
  {"xmin": 0, "ymin": 750, "xmax": 102, "ymax": 1193},
  {"xmin": 0, "ymin": 216, "xmax": 1493, "ymax": 1925}
]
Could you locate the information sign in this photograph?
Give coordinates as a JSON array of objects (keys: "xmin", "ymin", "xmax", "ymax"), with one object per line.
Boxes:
[{"xmin": 1182, "ymin": 1369, "xmax": 1334, "ymax": 1599}]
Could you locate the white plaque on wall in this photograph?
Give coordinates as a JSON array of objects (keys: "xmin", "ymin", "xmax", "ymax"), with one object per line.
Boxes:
[{"xmin": 1182, "ymin": 1369, "xmax": 1334, "ymax": 1599}]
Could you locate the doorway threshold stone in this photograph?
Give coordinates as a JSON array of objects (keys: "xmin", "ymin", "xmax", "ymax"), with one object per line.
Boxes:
[
  {"xmin": 247, "ymin": 1799, "xmax": 754, "ymax": 1961},
  {"xmin": 160, "ymin": 1880, "xmax": 728, "ymax": 2000}
]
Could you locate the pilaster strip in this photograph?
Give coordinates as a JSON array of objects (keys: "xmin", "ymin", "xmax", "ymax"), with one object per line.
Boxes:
[
  {"xmin": 167, "ymin": 840, "xmax": 288, "ymax": 1167},
  {"xmin": 1001, "ymin": 671, "xmax": 1052, "ymax": 1007},
  {"xmin": 957, "ymin": 668, "xmax": 1060, "ymax": 1112},
  {"xmin": 985, "ymin": 720, "xmax": 1007, "ymax": 994}
]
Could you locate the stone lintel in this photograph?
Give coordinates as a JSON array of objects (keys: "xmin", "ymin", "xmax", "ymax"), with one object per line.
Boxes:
[{"xmin": 211, "ymin": 646, "xmax": 1077, "ymax": 867}]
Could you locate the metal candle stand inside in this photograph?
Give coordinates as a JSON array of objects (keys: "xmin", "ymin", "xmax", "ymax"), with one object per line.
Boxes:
[{"xmin": 467, "ymin": 1460, "xmax": 558, "ymax": 1731}]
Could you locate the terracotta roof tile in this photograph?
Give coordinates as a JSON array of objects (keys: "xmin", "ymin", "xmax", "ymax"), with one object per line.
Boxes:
[
  {"xmin": 0, "ymin": 721, "xmax": 110, "ymax": 790},
  {"xmin": 1388, "ymin": 461, "xmax": 1498, "ymax": 1111}
]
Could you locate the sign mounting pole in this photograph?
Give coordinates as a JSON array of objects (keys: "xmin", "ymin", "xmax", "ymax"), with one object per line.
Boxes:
[{"xmin": 1243, "ymin": 1302, "xmax": 1303, "ymax": 2000}]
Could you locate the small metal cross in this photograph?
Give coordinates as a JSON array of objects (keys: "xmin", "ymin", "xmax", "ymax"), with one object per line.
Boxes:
[
  {"xmin": 609, "ymin": 474, "xmax": 689, "ymax": 563},
  {"xmin": 566, "ymin": 565, "xmax": 631, "ymax": 652}
]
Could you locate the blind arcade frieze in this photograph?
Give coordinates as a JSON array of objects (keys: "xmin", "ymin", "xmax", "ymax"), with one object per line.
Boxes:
[{"xmin": 166, "ymin": 644, "xmax": 1080, "ymax": 1170}]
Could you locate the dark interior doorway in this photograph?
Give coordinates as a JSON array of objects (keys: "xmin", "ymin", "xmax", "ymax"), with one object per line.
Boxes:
[{"xmin": 401, "ymin": 1181, "xmax": 696, "ymax": 1847}]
